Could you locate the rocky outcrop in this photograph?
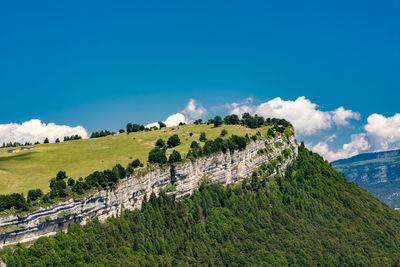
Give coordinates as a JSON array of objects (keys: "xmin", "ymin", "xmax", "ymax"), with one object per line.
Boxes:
[{"xmin": 0, "ymin": 134, "xmax": 297, "ymax": 248}]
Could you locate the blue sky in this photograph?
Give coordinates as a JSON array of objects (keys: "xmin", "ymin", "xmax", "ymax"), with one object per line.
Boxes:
[{"xmin": 1, "ymin": 1, "xmax": 399, "ymax": 161}]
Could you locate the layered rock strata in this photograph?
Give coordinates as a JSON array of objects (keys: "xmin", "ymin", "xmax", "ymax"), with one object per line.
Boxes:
[{"xmin": 0, "ymin": 135, "xmax": 297, "ymax": 248}]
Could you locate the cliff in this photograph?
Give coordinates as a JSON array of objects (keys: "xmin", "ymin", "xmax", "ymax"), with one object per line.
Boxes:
[{"xmin": 0, "ymin": 134, "xmax": 297, "ymax": 248}]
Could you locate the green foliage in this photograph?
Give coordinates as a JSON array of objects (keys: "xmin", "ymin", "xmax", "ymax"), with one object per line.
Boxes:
[
  {"xmin": 56, "ymin": 171, "xmax": 67, "ymax": 181},
  {"xmin": 43, "ymin": 138, "xmax": 49, "ymax": 144},
  {"xmin": 220, "ymin": 129, "xmax": 228, "ymax": 137},
  {"xmin": 213, "ymin": 115, "xmax": 223, "ymax": 127},
  {"xmin": 148, "ymin": 147, "xmax": 167, "ymax": 165},
  {"xmin": 155, "ymin": 138, "xmax": 165, "ymax": 148},
  {"xmin": 0, "ymin": 193, "xmax": 28, "ymax": 213},
  {"xmin": 167, "ymin": 134, "xmax": 181, "ymax": 148},
  {"xmin": 199, "ymin": 132, "xmax": 207, "ymax": 142},
  {"xmin": 224, "ymin": 114, "xmax": 240, "ymax": 125},
  {"xmin": 90, "ymin": 130, "xmax": 112, "ymax": 138},
  {"xmin": 168, "ymin": 150, "xmax": 182, "ymax": 164},
  {"xmin": 131, "ymin": 158, "xmax": 141, "ymax": 168},
  {"xmin": 3, "ymin": 146, "xmax": 400, "ymax": 266},
  {"xmin": 158, "ymin": 121, "xmax": 166, "ymax": 128},
  {"xmin": 126, "ymin": 123, "xmax": 145, "ymax": 133},
  {"xmin": 27, "ymin": 189, "xmax": 43, "ymax": 202}
]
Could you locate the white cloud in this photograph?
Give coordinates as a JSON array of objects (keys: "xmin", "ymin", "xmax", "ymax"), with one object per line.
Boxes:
[
  {"xmin": 365, "ymin": 113, "xmax": 400, "ymax": 151},
  {"xmin": 0, "ymin": 119, "xmax": 88, "ymax": 144},
  {"xmin": 332, "ymin": 107, "xmax": 360, "ymax": 126},
  {"xmin": 145, "ymin": 113, "xmax": 188, "ymax": 128},
  {"xmin": 146, "ymin": 98, "xmax": 204, "ymax": 128},
  {"xmin": 182, "ymin": 98, "xmax": 207, "ymax": 120},
  {"xmin": 226, "ymin": 96, "xmax": 359, "ymax": 136},
  {"xmin": 311, "ymin": 133, "xmax": 370, "ymax": 162}
]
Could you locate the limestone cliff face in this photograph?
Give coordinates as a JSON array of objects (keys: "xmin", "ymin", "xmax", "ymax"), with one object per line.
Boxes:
[{"xmin": 0, "ymin": 134, "xmax": 297, "ymax": 248}]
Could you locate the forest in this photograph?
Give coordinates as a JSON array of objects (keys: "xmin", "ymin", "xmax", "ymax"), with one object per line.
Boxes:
[{"xmin": 2, "ymin": 145, "xmax": 400, "ymax": 266}]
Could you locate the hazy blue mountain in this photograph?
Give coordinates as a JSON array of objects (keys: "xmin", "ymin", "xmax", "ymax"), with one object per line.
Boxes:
[{"xmin": 332, "ymin": 149, "xmax": 400, "ymax": 208}]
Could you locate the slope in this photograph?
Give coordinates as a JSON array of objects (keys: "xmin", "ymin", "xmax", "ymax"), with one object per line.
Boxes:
[
  {"xmin": 0, "ymin": 124, "xmax": 264, "ymax": 195},
  {"xmin": 2, "ymin": 145, "xmax": 400, "ymax": 266}
]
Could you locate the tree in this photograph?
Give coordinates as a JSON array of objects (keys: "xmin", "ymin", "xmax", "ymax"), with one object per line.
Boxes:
[
  {"xmin": 199, "ymin": 132, "xmax": 207, "ymax": 142},
  {"xmin": 119, "ymin": 129, "xmax": 125, "ymax": 133},
  {"xmin": 155, "ymin": 139, "xmax": 165, "ymax": 148},
  {"xmin": 27, "ymin": 189, "xmax": 43, "ymax": 202},
  {"xmin": 56, "ymin": 171, "xmax": 67, "ymax": 181},
  {"xmin": 168, "ymin": 150, "xmax": 182, "ymax": 164},
  {"xmin": 167, "ymin": 134, "xmax": 181, "ymax": 148},
  {"xmin": 224, "ymin": 114, "xmax": 240, "ymax": 125},
  {"xmin": 190, "ymin": 141, "xmax": 199, "ymax": 149},
  {"xmin": 43, "ymin": 138, "xmax": 49, "ymax": 144},
  {"xmin": 220, "ymin": 129, "xmax": 228, "ymax": 137},
  {"xmin": 67, "ymin": 178, "xmax": 75, "ymax": 187},
  {"xmin": 158, "ymin": 121, "xmax": 166, "ymax": 129},
  {"xmin": 194, "ymin": 119, "xmax": 202, "ymax": 125},
  {"xmin": 126, "ymin": 123, "xmax": 133, "ymax": 133},
  {"xmin": 148, "ymin": 147, "xmax": 167, "ymax": 164},
  {"xmin": 55, "ymin": 138, "xmax": 60, "ymax": 143},
  {"xmin": 131, "ymin": 159, "xmax": 141, "ymax": 168},
  {"xmin": 213, "ymin": 116, "xmax": 223, "ymax": 127}
]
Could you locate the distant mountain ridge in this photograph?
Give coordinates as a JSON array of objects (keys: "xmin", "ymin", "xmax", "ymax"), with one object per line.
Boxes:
[{"xmin": 331, "ymin": 149, "xmax": 400, "ymax": 208}]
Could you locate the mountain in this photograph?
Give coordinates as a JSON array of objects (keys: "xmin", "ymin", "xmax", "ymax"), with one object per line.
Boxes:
[
  {"xmin": 1, "ymin": 145, "xmax": 400, "ymax": 265},
  {"xmin": 331, "ymin": 149, "xmax": 400, "ymax": 208}
]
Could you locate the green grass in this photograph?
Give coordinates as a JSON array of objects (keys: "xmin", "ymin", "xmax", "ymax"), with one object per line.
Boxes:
[{"xmin": 0, "ymin": 124, "xmax": 269, "ymax": 195}]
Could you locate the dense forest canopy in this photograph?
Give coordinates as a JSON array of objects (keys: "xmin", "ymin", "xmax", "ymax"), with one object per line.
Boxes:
[{"xmin": 2, "ymin": 145, "xmax": 400, "ymax": 266}]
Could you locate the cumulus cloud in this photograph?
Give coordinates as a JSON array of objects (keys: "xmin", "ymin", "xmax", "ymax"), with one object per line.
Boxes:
[
  {"xmin": 226, "ymin": 96, "xmax": 359, "ymax": 135},
  {"xmin": 146, "ymin": 99, "xmax": 205, "ymax": 128},
  {"xmin": 332, "ymin": 107, "xmax": 361, "ymax": 126},
  {"xmin": 365, "ymin": 113, "xmax": 400, "ymax": 151},
  {"xmin": 182, "ymin": 98, "xmax": 207, "ymax": 120},
  {"xmin": 311, "ymin": 133, "xmax": 370, "ymax": 162},
  {"xmin": 0, "ymin": 119, "xmax": 88, "ymax": 144},
  {"xmin": 145, "ymin": 113, "xmax": 188, "ymax": 128}
]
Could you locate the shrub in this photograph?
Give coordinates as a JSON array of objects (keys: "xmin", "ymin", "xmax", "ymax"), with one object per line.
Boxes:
[
  {"xmin": 148, "ymin": 147, "xmax": 167, "ymax": 164},
  {"xmin": 155, "ymin": 139, "xmax": 165, "ymax": 148},
  {"xmin": 168, "ymin": 150, "xmax": 182, "ymax": 164},
  {"xmin": 213, "ymin": 116, "xmax": 223, "ymax": 127},
  {"xmin": 56, "ymin": 171, "xmax": 67, "ymax": 181},
  {"xmin": 199, "ymin": 132, "xmax": 207, "ymax": 142},
  {"xmin": 224, "ymin": 114, "xmax": 240, "ymax": 125},
  {"xmin": 167, "ymin": 134, "xmax": 181, "ymax": 148},
  {"xmin": 131, "ymin": 159, "xmax": 141, "ymax": 168},
  {"xmin": 27, "ymin": 189, "xmax": 43, "ymax": 202},
  {"xmin": 220, "ymin": 129, "xmax": 228, "ymax": 137}
]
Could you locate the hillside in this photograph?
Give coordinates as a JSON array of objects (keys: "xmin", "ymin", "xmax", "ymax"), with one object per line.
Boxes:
[
  {"xmin": 2, "ymin": 145, "xmax": 400, "ymax": 266},
  {"xmin": 0, "ymin": 124, "xmax": 265, "ymax": 195},
  {"xmin": 332, "ymin": 149, "xmax": 400, "ymax": 208}
]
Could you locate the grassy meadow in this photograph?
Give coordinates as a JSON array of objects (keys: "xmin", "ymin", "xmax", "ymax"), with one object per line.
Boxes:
[{"xmin": 0, "ymin": 124, "xmax": 267, "ymax": 195}]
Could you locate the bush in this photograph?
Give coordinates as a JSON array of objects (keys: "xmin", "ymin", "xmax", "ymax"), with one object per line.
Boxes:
[
  {"xmin": 148, "ymin": 147, "xmax": 167, "ymax": 164},
  {"xmin": 168, "ymin": 150, "xmax": 182, "ymax": 164},
  {"xmin": 56, "ymin": 171, "xmax": 67, "ymax": 181},
  {"xmin": 224, "ymin": 114, "xmax": 240, "ymax": 125},
  {"xmin": 131, "ymin": 159, "xmax": 141, "ymax": 168},
  {"xmin": 213, "ymin": 116, "xmax": 223, "ymax": 127},
  {"xmin": 199, "ymin": 132, "xmax": 207, "ymax": 142},
  {"xmin": 27, "ymin": 189, "xmax": 43, "ymax": 202},
  {"xmin": 155, "ymin": 139, "xmax": 165, "ymax": 148},
  {"xmin": 167, "ymin": 134, "xmax": 181, "ymax": 148},
  {"xmin": 67, "ymin": 178, "xmax": 75, "ymax": 187},
  {"xmin": 158, "ymin": 121, "xmax": 166, "ymax": 128},
  {"xmin": 220, "ymin": 129, "xmax": 228, "ymax": 137},
  {"xmin": 190, "ymin": 141, "xmax": 199, "ymax": 149}
]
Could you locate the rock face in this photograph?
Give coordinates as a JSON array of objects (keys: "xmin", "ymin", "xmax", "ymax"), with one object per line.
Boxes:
[
  {"xmin": 331, "ymin": 149, "xmax": 400, "ymax": 208},
  {"xmin": 0, "ymin": 135, "xmax": 297, "ymax": 248}
]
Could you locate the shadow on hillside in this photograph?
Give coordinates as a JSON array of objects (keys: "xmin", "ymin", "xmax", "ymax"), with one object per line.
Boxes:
[{"xmin": 0, "ymin": 151, "xmax": 38, "ymax": 163}]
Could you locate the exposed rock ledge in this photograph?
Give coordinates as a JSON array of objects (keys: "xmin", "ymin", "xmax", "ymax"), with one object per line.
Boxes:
[{"xmin": 0, "ymin": 135, "xmax": 297, "ymax": 248}]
